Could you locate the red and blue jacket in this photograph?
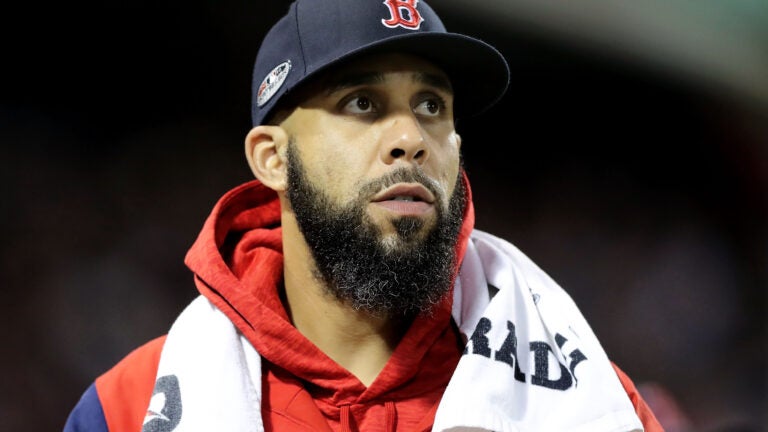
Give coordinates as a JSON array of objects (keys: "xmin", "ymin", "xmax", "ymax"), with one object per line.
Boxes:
[{"xmin": 65, "ymin": 179, "xmax": 664, "ymax": 432}]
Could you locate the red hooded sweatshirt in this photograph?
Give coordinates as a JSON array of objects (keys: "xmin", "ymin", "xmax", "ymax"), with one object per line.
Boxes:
[{"xmin": 68, "ymin": 178, "xmax": 663, "ymax": 432}]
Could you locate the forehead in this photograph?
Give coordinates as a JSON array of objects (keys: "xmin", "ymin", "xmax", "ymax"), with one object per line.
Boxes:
[
  {"xmin": 319, "ymin": 52, "xmax": 452, "ymax": 92},
  {"xmin": 271, "ymin": 52, "xmax": 454, "ymax": 124},
  {"xmin": 283, "ymin": 53, "xmax": 453, "ymax": 105}
]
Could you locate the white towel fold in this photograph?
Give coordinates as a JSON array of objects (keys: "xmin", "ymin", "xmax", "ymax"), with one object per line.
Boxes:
[
  {"xmin": 435, "ymin": 230, "xmax": 643, "ymax": 432},
  {"xmin": 142, "ymin": 297, "xmax": 264, "ymax": 432}
]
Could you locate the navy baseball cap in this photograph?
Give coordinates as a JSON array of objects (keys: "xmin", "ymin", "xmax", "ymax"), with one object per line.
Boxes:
[{"xmin": 251, "ymin": 0, "xmax": 510, "ymax": 126}]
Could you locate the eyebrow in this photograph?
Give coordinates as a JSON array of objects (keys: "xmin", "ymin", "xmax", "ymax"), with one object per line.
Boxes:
[{"xmin": 323, "ymin": 70, "xmax": 453, "ymax": 96}]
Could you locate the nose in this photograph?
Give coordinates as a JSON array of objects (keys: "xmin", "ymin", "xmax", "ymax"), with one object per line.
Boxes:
[{"xmin": 379, "ymin": 114, "xmax": 429, "ymax": 165}]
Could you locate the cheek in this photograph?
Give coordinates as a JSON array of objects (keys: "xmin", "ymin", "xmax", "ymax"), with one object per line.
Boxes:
[
  {"xmin": 320, "ymin": 131, "xmax": 382, "ymax": 198},
  {"xmin": 311, "ymin": 146, "xmax": 368, "ymax": 204},
  {"xmin": 434, "ymin": 140, "xmax": 461, "ymax": 196}
]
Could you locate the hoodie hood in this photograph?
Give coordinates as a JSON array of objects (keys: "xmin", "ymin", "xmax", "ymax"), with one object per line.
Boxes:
[{"xmin": 184, "ymin": 172, "xmax": 475, "ymax": 407}]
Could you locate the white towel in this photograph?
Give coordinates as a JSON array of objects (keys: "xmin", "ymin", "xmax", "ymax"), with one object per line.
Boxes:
[
  {"xmin": 142, "ymin": 297, "xmax": 264, "ymax": 432},
  {"xmin": 143, "ymin": 229, "xmax": 643, "ymax": 432},
  {"xmin": 435, "ymin": 230, "xmax": 643, "ymax": 432}
]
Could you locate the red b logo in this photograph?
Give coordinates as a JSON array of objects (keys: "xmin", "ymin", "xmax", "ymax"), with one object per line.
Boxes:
[{"xmin": 381, "ymin": 0, "xmax": 424, "ymax": 30}]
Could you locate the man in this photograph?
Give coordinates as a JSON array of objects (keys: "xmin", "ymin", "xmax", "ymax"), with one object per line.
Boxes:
[{"xmin": 65, "ymin": 0, "xmax": 663, "ymax": 431}]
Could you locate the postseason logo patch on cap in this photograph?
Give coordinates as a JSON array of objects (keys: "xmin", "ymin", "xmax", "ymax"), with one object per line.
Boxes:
[{"xmin": 257, "ymin": 61, "xmax": 292, "ymax": 107}]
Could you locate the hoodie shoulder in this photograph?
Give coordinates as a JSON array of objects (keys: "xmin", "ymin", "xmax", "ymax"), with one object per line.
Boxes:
[
  {"xmin": 612, "ymin": 363, "xmax": 665, "ymax": 431},
  {"xmin": 88, "ymin": 336, "xmax": 167, "ymax": 432},
  {"xmin": 64, "ymin": 383, "xmax": 107, "ymax": 432}
]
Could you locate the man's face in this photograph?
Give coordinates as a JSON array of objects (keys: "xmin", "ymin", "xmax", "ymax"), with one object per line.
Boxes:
[
  {"xmin": 279, "ymin": 53, "xmax": 462, "ymax": 247},
  {"xmin": 279, "ymin": 53, "xmax": 466, "ymax": 316}
]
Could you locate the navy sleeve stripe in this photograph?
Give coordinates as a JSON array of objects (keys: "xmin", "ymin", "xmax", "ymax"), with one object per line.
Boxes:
[{"xmin": 64, "ymin": 383, "xmax": 108, "ymax": 432}]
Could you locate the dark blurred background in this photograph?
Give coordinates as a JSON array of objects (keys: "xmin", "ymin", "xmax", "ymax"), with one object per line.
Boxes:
[{"xmin": 2, "ymin": 1, "xmax": 766, "ymax": 431}]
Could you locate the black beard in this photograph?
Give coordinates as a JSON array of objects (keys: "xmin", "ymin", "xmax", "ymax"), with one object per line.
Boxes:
[{"xmin": 285, "ymin": 140, "xmax": 466, "ymax": 318}]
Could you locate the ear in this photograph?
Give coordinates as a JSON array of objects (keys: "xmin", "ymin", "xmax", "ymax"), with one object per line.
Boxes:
[
  {"xmin": 455, "ymin": 132, "xmax": 462, "ymax": 150},
  {"xmin": 245, "ymin": 125, "xmax": 289, "ymax": 192}
]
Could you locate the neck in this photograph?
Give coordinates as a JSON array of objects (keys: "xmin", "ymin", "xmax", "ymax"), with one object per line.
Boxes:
[{"xmin": 281, "ymin": 211, "xmax": 407, "ymax": 387}]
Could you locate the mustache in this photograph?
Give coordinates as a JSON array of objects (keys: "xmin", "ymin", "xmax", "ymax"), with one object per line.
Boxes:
[{"xmin": 357, "ymin": 167, "xmax": 444, "ymax": 203}]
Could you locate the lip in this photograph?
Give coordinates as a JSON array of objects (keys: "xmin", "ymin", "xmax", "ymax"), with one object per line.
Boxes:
[
  {"xmin": 371, "ymin": 183, "xmax": 435, "ymax": 204},
  {"xmin": 369, "ymin": 183, "xmax": 436, "ymax": 217}
]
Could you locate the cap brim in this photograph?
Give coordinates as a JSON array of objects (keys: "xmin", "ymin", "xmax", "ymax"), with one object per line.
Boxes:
[
  {"xmin": 352, "ymin": 32, "xmax": 510, "ymax": 119},
  {"xmin": 291, "ymin": 32, "xmax": 510, "ymax": 120}
]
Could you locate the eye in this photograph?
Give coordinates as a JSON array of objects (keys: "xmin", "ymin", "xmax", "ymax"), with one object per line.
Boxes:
[
  {"xmin": 342, "ymin": 95, "xmax": 376, "ymax": 114},
  {"xmin": 413, "ymin": 97, "xmax": 445, "ymax": 117}
]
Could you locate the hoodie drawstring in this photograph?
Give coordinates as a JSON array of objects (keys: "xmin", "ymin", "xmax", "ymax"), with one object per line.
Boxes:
[
  {"xmin": 340, "ymin": 404, "xmax": 352, "ymax": 432},
  {"xmin": 385, "ymin": 401, "xmax": 396, "ymax": 432},
  {"xmin": 339, "ymin": 402, "xmax": 396, "ymax": 432}
]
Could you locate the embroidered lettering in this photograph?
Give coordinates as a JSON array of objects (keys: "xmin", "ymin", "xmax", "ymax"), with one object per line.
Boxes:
[
  {"xmin": 493, "ymin": 321, "xmax": 526, "ymax": 383},
  {"xmin": 142, "ymin": 375, "xmax": 182, "ymax": 432},
  {"xmin": 555, "ymin": 333, "xmax": 588, "ymax": 385},
  {"xmin": 381, "ymin": 0, "xmax": 424, "ymax": 30},
  {"xmin": 466, "ymin": 317, "xmax": 492, "ymax": 357},
  {"xmin": 464, "ymin": 317, "xmax": 589, "ymax": 392},
  {"xmin": 530, "ymin": 342, "xmax": 573, "ymax": 390}
]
